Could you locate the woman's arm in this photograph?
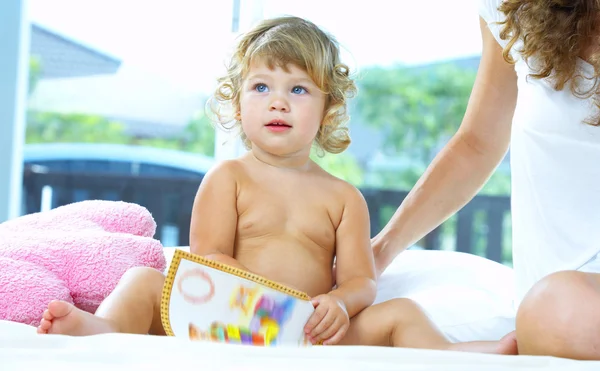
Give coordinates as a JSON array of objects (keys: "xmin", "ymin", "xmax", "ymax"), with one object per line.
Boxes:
[{"xmin": 373, "ymin": 17, "xmax": 518, "ymax": 275}]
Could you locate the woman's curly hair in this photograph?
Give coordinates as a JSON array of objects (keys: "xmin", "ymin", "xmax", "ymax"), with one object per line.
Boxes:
[
  {"xmin": 208, "ymin": 16, "xmax": 357, "ymax": 154},
  {"xmin": 497, "ymin": 0, "xmax": 600, "ymax": 125}
]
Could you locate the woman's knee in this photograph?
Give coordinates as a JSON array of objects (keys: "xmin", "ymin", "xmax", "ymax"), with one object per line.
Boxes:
[
  {"xmin": 517, "ymin": 270, "xmax": 600, "ymax": 359},
  {"xmin": 518, "ymin": 270, "xmax": 591, "ymax": 317}
]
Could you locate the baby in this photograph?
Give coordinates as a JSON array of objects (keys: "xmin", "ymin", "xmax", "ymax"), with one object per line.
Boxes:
[{"xmin": 37, "ymin": 15, "xmax": 516, "ymax": 353}]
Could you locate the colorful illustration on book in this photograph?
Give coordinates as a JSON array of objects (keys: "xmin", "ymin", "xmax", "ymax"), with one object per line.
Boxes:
[
  {"xmin": 164, "ymin": 252, "xmax": 315, "ymax": 347},
  {"xmin": 187, "ymin": 283, "xmax": 300, "ymax": 346}
]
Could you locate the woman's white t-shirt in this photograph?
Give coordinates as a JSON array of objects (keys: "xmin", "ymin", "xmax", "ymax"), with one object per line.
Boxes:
[{"xmin": 478, "ymin": 0, "xmax": 600, "ymax": 306}]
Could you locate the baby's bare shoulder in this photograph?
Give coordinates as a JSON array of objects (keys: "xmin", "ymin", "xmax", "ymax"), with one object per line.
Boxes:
[
  {"xmin": 206, "ymin": 158, "xmax": 249, "ymax": 180},
  {"xmin": 311, "ymin": 165, "xmax": 366, "ymax": 206}
]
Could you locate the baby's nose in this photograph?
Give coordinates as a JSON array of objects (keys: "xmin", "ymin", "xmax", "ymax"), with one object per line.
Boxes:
[{"xmin": 269, "ymin": 97, "xmax": 289, "ymax": 112}]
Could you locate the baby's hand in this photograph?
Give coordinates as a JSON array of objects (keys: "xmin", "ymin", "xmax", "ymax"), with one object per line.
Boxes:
[{"xmin": 303, "ymin": 294, "xmax": 349, "ymax": 345}]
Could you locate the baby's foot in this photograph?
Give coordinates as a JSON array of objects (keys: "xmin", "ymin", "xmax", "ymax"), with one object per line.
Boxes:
[
  {"xmin": 447, "ymin": 331, "xmax": 518, "ymax": 355},
  {"xmin": 37, "ymin": 300, "xmax": 118, "ymax": 336},
  {"xmin": 496, "ymin": 331, "xmax": 519, "ymax": 355}
]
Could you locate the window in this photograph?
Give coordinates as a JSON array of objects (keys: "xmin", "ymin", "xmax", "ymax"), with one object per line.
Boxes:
[{"xmin": 17, "ymin": 0, "xmax": 512, "ymax": 264}]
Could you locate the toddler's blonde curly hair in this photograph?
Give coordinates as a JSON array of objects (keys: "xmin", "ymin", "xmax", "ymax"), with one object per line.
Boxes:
[{"xmin": 209, "ymin": 16, "xmax": 357, "ymax": 154}]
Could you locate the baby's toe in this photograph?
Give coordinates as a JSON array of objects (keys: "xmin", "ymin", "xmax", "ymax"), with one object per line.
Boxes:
[
  {"xmin": 42, "ymin": 309, "xmax": 54, "ymax": 321},
  {"xmin": 38, "ymin": 318, "xmax": 52, "ymax": 332}
]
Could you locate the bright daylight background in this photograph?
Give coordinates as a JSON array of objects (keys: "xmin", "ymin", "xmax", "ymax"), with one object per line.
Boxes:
[{"xmin": 18, "ymin": 0, "xmax": 513, "ymax": 265}]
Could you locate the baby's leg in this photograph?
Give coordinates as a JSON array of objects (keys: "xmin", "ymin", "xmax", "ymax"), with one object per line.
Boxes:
[
  {"xmin": 37, "ymin": 267, "xmax": 165, "ymax": 336},
  {"xmin": 339, "ymin": 298, "xmax": 517, "ymax": 355}
]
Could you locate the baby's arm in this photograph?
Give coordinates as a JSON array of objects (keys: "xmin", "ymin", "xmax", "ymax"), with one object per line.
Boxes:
[
  {"xmin": 304, "ymin": 184, "xmax": 376, "ymax": 344},
  {"xmin": 189, "ymin": 160, "xmax": 250, "ymax": 272},
  {"xmin": 329, "ymin": 184, "xmax": 377, "ymax": 317}
]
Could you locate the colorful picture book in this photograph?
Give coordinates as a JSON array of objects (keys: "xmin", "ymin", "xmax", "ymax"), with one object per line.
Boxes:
[{"xmin": 160, "ymin": 249, "xmax": 316, "ymax": 346}]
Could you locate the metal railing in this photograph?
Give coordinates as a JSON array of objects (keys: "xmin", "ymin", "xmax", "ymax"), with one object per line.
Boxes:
[{"xmin": 22, "ymin": 167, "xmax": 512, "ymax": 264}]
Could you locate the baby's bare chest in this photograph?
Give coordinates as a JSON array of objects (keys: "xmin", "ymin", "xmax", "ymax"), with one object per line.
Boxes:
[{"xmin": 235, "ymin": 182, "xmax": 341, "ymax": 248}]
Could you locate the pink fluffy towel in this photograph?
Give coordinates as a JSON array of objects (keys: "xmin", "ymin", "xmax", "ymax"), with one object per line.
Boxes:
[{"xmin": 0, "ymin": 200, "xmax": 166, "ymax": 327}]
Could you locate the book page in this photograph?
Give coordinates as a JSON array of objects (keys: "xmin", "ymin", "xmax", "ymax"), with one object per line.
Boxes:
[{"xmin": 161, "ymin": 250, "xmax": 315, "ymax": 346}]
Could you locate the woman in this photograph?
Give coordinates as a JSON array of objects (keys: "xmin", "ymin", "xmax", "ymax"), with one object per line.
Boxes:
[{"xmin": 372, "ymin": 0, "xmax": 600, "ymax": 360}]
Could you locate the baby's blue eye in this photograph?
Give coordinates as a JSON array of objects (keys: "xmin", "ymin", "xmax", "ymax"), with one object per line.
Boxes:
[
  {"xmin": 255, "ymin": 83, "xmax": 268, "ymax": 92},
  {"xmin": 292, "ymin": 86, "xmax": 306, "ymax": 94}
]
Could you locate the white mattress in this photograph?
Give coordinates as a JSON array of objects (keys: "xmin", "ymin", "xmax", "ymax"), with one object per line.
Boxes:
[{"xmin": 1, "ymin": 325, "xmax": 598, "ymax": 371}]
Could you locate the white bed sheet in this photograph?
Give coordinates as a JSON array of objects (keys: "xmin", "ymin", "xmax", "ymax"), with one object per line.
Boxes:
[
  {"xmin": 3, "ymin": 248, "xmax": 598, "ymax": 370},
  {"xmin": 1, "ymin": 327, "xmax": 599, "ymax": 371}
]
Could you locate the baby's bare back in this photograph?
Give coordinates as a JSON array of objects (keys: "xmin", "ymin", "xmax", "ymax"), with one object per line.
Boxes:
[{"xmin": 232, "ymin": 159, "xmax": 346, "ymax": 297}]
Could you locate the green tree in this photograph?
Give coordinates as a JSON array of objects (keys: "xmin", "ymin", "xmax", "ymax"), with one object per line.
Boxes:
[
  {"xmin": 354, "ymin": 62, "xmax": 511, "ymax": 195},
  {"xmin": 311, "ymin": 150, "xmax": 364, "ymax": 186},
  {"xmin": 26, "ymin": 110, "xmax": 217, "ymax": 157},
  {"xmin": 26, "ymin": 57, "xmax": 216, "ymax": 156},
  {"xmin": 29, "ymin": 57, "xmax": 41, "ymax": 94},
  {"xmin": 133, "ymin": 111, "xmax": 215, "ymax": 156},
  {"xmin": 356, "ymin": 63, "xmax": 476, "ymax": 163},
  {"xmin": 26, "ymin": 112, "xmax": 129, "ymax": 144}
]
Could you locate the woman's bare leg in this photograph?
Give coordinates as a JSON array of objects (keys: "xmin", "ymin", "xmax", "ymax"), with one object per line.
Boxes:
[
  {"xmin": 37, "ymin": 267, "xmax": 166, "ymax": 336},
  {"xmin": 516, "ymin": 270, "xmax": 600, "ymax": 360},
  {"xmin": 339, "ymin": 298, "xmax": 517, "ymax": 354}
]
